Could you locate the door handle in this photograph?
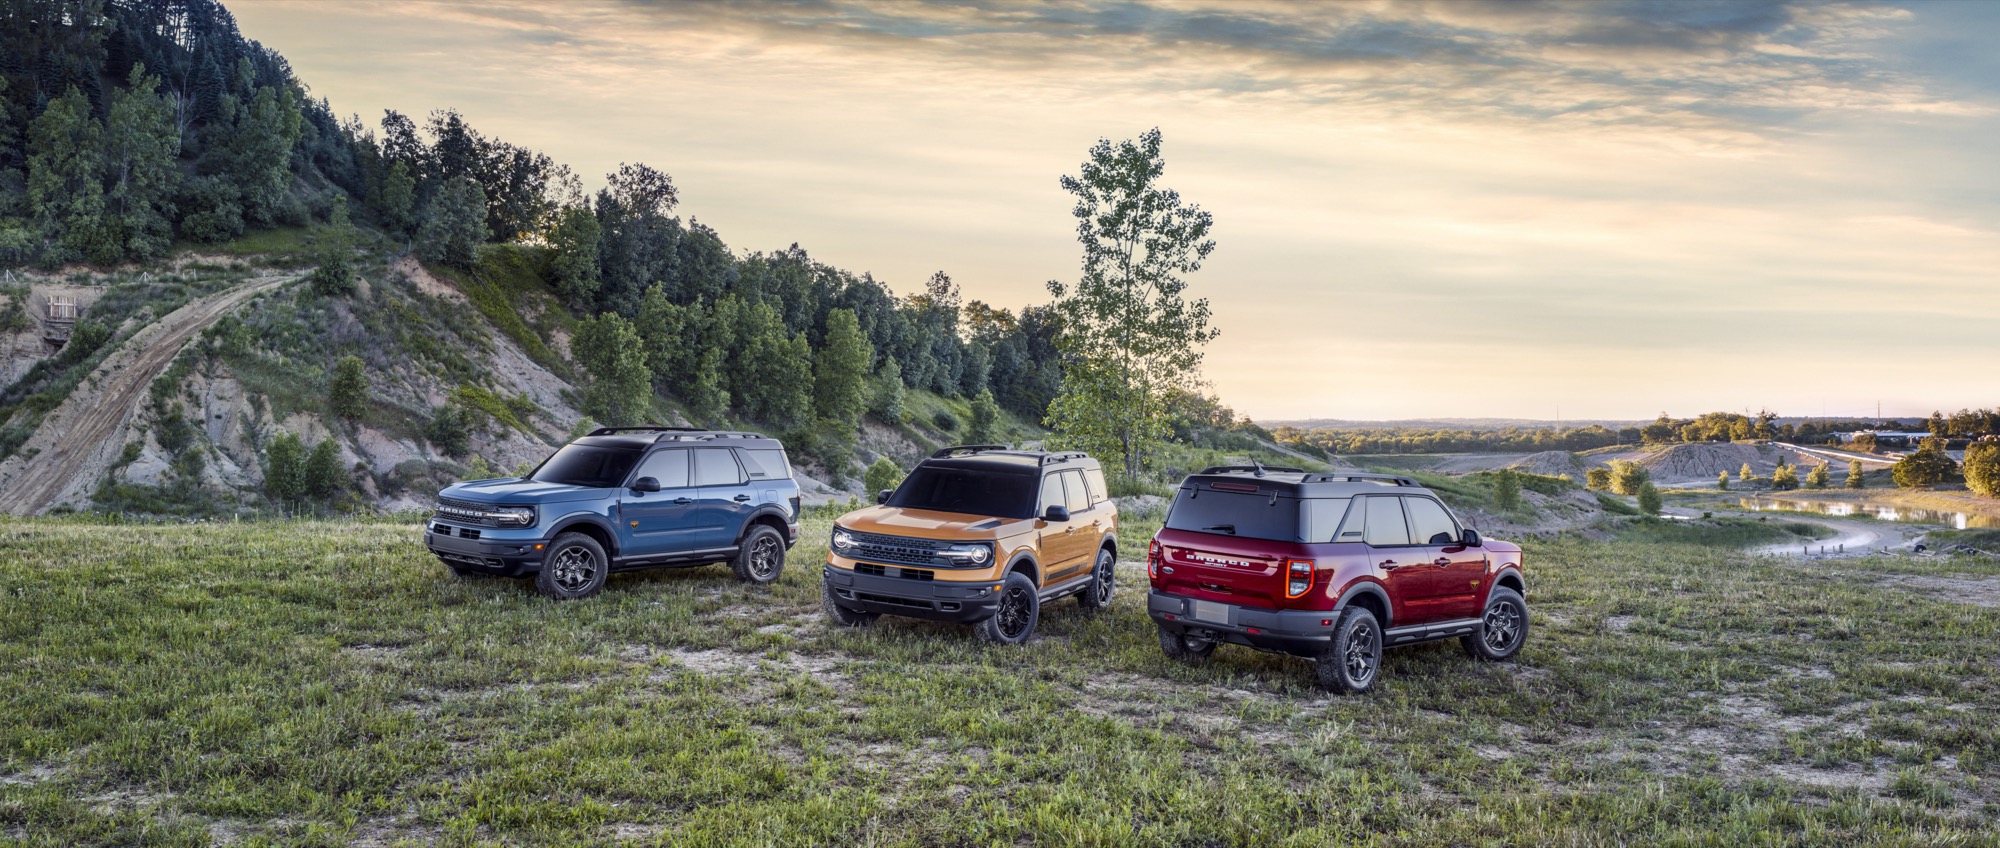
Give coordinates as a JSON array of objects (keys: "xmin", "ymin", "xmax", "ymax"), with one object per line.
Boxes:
[
  {"xmin": 733, "ymin": 494, "xmax": 752, "ymax": 502},
  {"xmin": 1379, "ymin": 560, "xmax": 1399, "ymax": 569},
  {"xmin": 1433, "ymin": 558, "xmax": 1452, "ymax": 567},
  {"xmin": 674, "ymin": 497, "xmax": 693, "ymax": 504}
]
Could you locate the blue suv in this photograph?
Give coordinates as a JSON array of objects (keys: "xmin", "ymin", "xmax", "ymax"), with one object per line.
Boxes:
[{"xmin": 425, "ymin": 427, "xmax": 802, "ymax": 599}]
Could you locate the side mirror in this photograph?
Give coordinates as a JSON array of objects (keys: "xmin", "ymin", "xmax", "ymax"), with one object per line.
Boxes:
[
  {"xmin": 632, "ymin": 477, "xmax": 661, "ymax": 493},
  {"xmin": 1042, "ymin": 504, "xmax": 1071, "ymax": 523},
  {"xmin": 876, "ymin": 489, "xmax": 892, "ymax": 504},
  {"xmin": 1460, "ymin": 529, "xmax": 1482, "ymax": 547}
]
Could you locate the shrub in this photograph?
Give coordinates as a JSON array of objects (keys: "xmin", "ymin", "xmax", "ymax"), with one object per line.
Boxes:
[
  {"xmin": 1608, "ymin": 460, "xmax": 1650, "ymax": 496},
  {"xmin": 1492, "ymin": 468, "xmax": 1522, "ymax": 511},
  {"xmin": 863, "ymin": 456, "xmax": 904, "ymax": 496},
  {"xmin": 932, "ymin": 410, "xmax": 959, "ymax": 432},
  {"xmin": 1584, "ymin": 467, "xmax": 1611, "ymax": 491},
  {"xmin": 967, "ymin": 389, "xmax": 999, "ymax": 444},
  {"xmin": 426, "ymin": 404, "xmax": 472, "ymax": 458},
  {"xmin": 1847, "ymin": 459, "xmax": 1865, "ymax": 489},
  {"xmin": 263, "ymin": 432, "xmax": 307, "ymax": 506},
  {"xmin": 304, "ymin": 438, "xmax": 344, "ymax": 501},
  {"xmin": 1740, "ymin": 462, "xmax": 1755, "ymax": 482},
  {"xmin": 1636, "ymin": 482, "xmax": 1662, "ymax": 516},
  {"xmin": 1805, "ymin": 462, "xmax": 1830, "ymax": 489},
  {"xmin": 1716, "ymin": 471, "xmax": 1729, "ymax": 491},
  {"xmin": 1964, "ymin": 441, "xmax": 2000, "ymax": 497},
  {"xmin": 1892, "ymin": 443, "xmax": 1957, "ymax": 489},
  {"xmin": 328, "ymin": 355, "xmax": 368, "ymax": 421},
  {"xmin": 1770, "ymin": 464, "xmax": 1798, "ymax": 490}
]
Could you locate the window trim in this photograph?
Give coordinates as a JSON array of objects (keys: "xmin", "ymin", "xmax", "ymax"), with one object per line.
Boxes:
[{"xmin": 1358, "ymin": 494, "xmax": 1419, "ymax": 548}]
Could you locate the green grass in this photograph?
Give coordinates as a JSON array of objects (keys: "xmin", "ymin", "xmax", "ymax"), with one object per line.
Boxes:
[
  {"xmin": 1609, "ymin": 516, "xmax": 1833, "ymax": 548},
  {"xmin": 1, "ymin": 518, "xmax": 1995, "ymax": 844},
  {"xmin": 423, "ymin": 247, "xmax": 574, "ymax": 378}
]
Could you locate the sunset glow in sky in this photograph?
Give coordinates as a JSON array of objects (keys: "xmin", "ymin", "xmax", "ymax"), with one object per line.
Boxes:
[{"xmin": 230, "ymin": 0, "xmax": 2000, "ymax": 422}]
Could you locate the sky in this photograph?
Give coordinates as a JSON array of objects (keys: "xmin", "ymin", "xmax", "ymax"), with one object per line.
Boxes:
[{"xmin": 227, "ymin": 0, "xmax": 2000, "ymax": 423}]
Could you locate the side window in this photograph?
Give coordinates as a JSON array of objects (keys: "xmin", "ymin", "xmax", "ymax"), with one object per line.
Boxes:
[
  {"xmin": 1298, "ymin": 498, "xmax": 1352, "ymax": 543},
  {"xmin": 633, "ymin": 449, "xmax": 690, "ymax": 489},
  {"xmin": 1403, "ymin": 496, "xmax": 1460, "ymax": 545},
  {"xmin": 1361, "ymin": 496, "xmax": 1412, "ymax": 547},
  {"xmin": 693, "ymin": 448, "xmax": 745, "ymax": 487},
  {"xmin": 1039, "ymin": 474, "xmax": 1067, "ymax": 513},
  {"xmin": 1084, "ymin": 468, "xmax": 1110, "ymax": 505},
  {"xmin": 737, "ymin": 447, "xmax": 790, "ymax": 480},
  {"xmin": 1060, "ymin": 470, "xmax": 1090, "ymax": 512}
]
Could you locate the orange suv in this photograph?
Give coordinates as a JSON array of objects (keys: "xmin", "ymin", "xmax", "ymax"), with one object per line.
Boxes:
[{"xmin": 822, "ymin": 445, "xmax": 1119, "ymax": 644}]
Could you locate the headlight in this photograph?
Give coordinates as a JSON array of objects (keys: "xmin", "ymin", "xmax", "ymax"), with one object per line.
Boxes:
[
  {"xmin": 941, "ymin": 543, "xmax": 991, "ymax": 564},
  {"xmin": 493, "ymin": 506, "xmax": 536, "ymax": 527},
  {"xmin": 832, "ymin": 529, "xmax": 855, "ymax": 551}
]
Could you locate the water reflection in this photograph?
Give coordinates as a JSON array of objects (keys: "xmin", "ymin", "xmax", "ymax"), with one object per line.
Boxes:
[{"xmin": 1738, "ymin": 498, "xmax": 1999, "ymax": 529}]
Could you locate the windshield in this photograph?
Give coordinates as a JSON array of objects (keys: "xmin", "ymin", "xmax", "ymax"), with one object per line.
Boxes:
[
  {"xmin": 529, "ymin": 444, "xmax": 643, "ymax": 488},
  {"xmin": 888, "ymin": 466, "xmax": 1038, "ymax": 518},
  {"xmin": 1164, "ymin": 488, "xmax": 1303, "ymax": 541}
]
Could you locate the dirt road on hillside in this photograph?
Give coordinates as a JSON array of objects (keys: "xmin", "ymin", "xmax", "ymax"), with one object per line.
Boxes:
[{"xmin": 0, "ymin": 275, "xmax": 295, "ymax": 515}]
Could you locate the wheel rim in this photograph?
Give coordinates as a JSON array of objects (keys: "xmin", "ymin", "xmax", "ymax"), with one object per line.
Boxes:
[
  {"xmin": 1483, "ymin": 601, "xmax": 1522, "ymax": 651},
  {"xmin": 1093, "ymin": 553, "xmax": 1113, "ymax": 603},
  {"xmin": 749, "ymin": 535, "xmax": 781, "ymax": 580},
  {"xmin": 997, "ymin": 584, "xmax": 1033, "ymax": 639},
  {"xmin": 551, "ymin": 545, "xmax": 597, "ymax": 592},
  {"xmin": 1344, "ymin": 620, "xmax": 1377, "ymax": 684}
]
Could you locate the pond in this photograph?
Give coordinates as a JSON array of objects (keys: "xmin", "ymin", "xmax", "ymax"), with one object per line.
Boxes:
[{"xmin": 1738, "ymin": 497, "xmax": 2000, "ymax": 529}]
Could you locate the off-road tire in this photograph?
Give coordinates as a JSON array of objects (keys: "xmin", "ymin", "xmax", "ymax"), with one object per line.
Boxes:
[
  {"xmin": 1461, "ymin": 586, "xmax": 1528, "ymax": 661},
  {"xmin": 1158, "ymin": 624, "xmax": 1217, "ymax": 663},
  {"xmin": 731, "ymin": 525, "xmax": 786, "ymax": 585},
  {"xmin": 534, "ymin": 532, "xmax": 609, "ymax": 600},
  {"xmin": 975, "ymin": 571, "xmax": 1040, "ymax": 645},
  {"xmin": 1315, "ymin": 606, "xmax": 1383, "ymax": 693},
  {"xmin": 1077, "ymin": 548, "xmax": 1116, "ymax": 612},
  {"xmin": 821, "ymin": 580, "xmax": 879, "ymax": 628}
]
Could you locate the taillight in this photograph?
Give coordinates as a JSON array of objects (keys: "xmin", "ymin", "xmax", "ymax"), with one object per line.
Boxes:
[
  {"xmin": 1148, "ymin": 540, "xmax": 1163, "ymax": 579},
  {"xmin": 1285, "ymin": 558, "xmax": 1314, "ymax": 599}
]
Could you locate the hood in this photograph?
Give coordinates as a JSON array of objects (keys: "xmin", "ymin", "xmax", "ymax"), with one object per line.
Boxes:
[
  {"xmin": 835, "ymin": 505, "xmax": 1031, "ymax": 540},
  {"xmin": 1481, "ymin": 539, "xmax": 1523, "ymax": 556},
  {"xmin": 438, "ymin": 478, "xmax": 609, "ymax": 505}
]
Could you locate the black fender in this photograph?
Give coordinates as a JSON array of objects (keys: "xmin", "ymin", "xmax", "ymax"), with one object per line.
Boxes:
[
  {"xmin": 547, "ymin": 513, "xmax": 622, "ymax": 556},
  {"xmin": 1098, "ymin": 531, "xmax": 1118, "ymax": 558},
  {"xmin": 1489, "ymin": 566, "xmax": 1526, "ymax": 602},
  {"xmin": 737, "ymin": 505, "xmax": 795, "ymax": 540},
  {"xmin": 1006, "ymin": 551, "xmax": 1040, "ymax": 584},
  {"xmin": 1333, "ymin": 580, "xmax": 1394, "ymax": 630}
]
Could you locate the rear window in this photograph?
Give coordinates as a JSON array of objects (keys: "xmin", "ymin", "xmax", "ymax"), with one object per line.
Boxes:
[
  {"xmin": 1164, "ymin": 488, "xmax": 1300, "ymax": 541},
  {"xmin": 530, "ymin": 444, "xmax": 643, "ymax": 489},
  {"xmin": 737, "ymin": 447, "xmax": 791, "ymax": 480},
  {"xmin": 1084, "ymin": 468, "xmax": 1110, "ymax": 505},
  {"xmin": 889, "ymin": 466, "xmax": 1039, "ymax": 518}
]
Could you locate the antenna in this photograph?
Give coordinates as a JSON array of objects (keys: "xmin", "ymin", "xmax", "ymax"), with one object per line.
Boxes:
[{"xmin": 1251, "ymin": 458, "xmax": 1266, "ymax": 478}]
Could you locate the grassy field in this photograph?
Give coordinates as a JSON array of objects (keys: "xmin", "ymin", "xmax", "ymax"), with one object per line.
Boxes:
[{"xmin": 1, "ymin": 515, "xmax": 1996, "ymax": 846}]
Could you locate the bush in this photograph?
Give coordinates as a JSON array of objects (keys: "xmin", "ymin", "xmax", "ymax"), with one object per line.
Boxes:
[
  {"xmin": 1892, "ymin": 443, "xmax": 1957, "ymax": 489},
  {"xmin": 1847, "ymin": 459, "xmax": 1866, "ymax": 490},
  {"xmin": 1584, "ymin": 467, "xmax": 1611, "ymax": 491},
  {"xmin": 1770, "ymin": 464, "xmax": 1798, "ymax": 490},
  {"xmin": 967, "ymin": 389, "xmax": 1000, "ymax": 444},
  {"xmin": 1740, "ymin": 462, "xmax": 1755, "ymax": 483},
  {"xmin": 1964, "ymin": 441, "xmax": 2000, "ymax": 497},
  {"xmin": 1636, "ymin": 482, "xmax": 1662, "ymax": 515},
  {"xmin": 1492, "ymin": 468, "xmax": 1522, "ymax": 511},
  {"xmin": 863, "ymin": 456, "xmax": 904, "ymax": 496},
  {"xmin": 328, "ymin": 355, "xmax": 368, "ymax": 421},
  {"xmin": 932, "ymin": 410, "xmax": 959, "ymax": 432},
  {"xmin": 304, "ymin": 438, "xmax": 344, "ymax": 501},
  {"xmin": 1805, "ymin": 462, "xmax": 1829, "ymax": 489},
  {"xmin": 263, "ymin": 432, "xmax": 307, "ymax": 506},
  {"xmin": 1716, "ymin": 471, "xmax": 1729, "ymax": 491},
  {"xmin": 1608, "ymin": 460, "xmax": 1650, "ymax": 496},
  {"xmin": 426, "ymin": 404, "xmax": 472, "ymax": 458}
]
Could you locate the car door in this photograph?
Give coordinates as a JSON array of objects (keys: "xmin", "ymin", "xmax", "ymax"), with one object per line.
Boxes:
[
  {"xmin": 691, "ymin": 447, "xmax": 753, "ymax": 550},
  {"xmin": 1044, "ymin": 469, "xmax": 1099, "ymax": 583},
  {"xmin": 1355, "ymin": 494, "xmax": 1449, "ymax": 626},
  {"xmin": 620, "ymin": 448, "xmax": 699, "ymax": 558},
  {"xmin": 1402, "ymin": 495, "xmax": 1487, "ymax": 621},
  {"xmin": 1035, "ymin": 472, "xmax": 1087, "ymax": 584}
]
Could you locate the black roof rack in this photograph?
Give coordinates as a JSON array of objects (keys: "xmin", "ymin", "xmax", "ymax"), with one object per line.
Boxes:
[
  {"xmin": 590, "ymin": 426, "xmax": 703, "ymax": 435},
  {"xmin": 1200, "ymin": 464, "xmax": 1307, "ymax": 476},
  {"xmin": 931, "ymin": 444, "xmax": 1012, "ymax": 458},
  {"xmin": 586, "ymin": 426, "xmax": 768, "ymax": 443},
  {"xmin": 1039, "ymin": 451, "xmax": 1088, "ymax": 466},
  {"xmin": 1301, "ymin": 473, "xmax": 1420, "ymax": 487}
]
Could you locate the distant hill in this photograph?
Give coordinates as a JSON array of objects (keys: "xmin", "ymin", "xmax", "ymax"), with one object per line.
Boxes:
[{"xmin": 1260, "ymin": 417, "xmax": 1646, "ymax": 432}]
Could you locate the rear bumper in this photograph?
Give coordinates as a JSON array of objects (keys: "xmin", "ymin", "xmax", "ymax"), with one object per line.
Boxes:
[
  {"xmin": 425, "ymin": 523, "xmax": 548, "ymax": 577},
  {"xmin": 1148, "ymin": 590, "xmax": 1338, "ymax": 657},
  {"xmin": 823, "ymin": 565, "xmax": 1003, "ymax": 624}
]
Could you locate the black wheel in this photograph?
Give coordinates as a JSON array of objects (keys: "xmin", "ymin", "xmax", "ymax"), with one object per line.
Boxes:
[
  {"xmin": 1315, "ymin": 606, "xmax": 1382, "ymax": 693},
  {"xmin": 1461, "ymin": 587, "xmax": 1529, "ymax": 661},
  {"xmin": 821, "ymin": 580, "xmax": 878, "ymax": 628},
  {"xmin": 975, "ymin": 571, "xmax": 1040, "ymax": 645},
  {"xmin": 1158, "ymin": 624, "xmax": 1216, "ymax": 663},
  {"xmin": 731, "ymin": 525, "xmax": 786, "ymax": 585},
  {"xmin": 534, "ymin": 532, "xmax": 609, "ymax": 600},
  {"xmin": 1077, "ymin": 548, "xmax": 1116, "ymax": 612}
]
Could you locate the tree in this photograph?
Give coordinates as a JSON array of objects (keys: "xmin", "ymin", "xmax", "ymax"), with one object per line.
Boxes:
[
  {"xmin": 967, "ymin": 389, "xmax": 1001, "ymax": 445},
  {"xmin": 1717, "ymin": 471, "xmax": 1729, "ymax": 491},
  {"xmin": 1636, "ymin": 482, "xmax": 1662, "ymax": 516},
  {"xmin": 1585, "ymin": 467, "xmax": 1611, "ymax": 491},
  {"xmin": 210, "ymin": 76, "xmax": 303, "ymax": 227},
  {"xmin": 379, "ymin": 159, "xmax": 417, "ymax": 238},
  {"xmin": 548, "ymin": 204, "xmax": 601, "ymax": 305},
  {"xmin": 263, "ymin": 431, "xmax": 308, "ymax": 506},
  {"xmin": 812, "ymin": 309, "xmax": 873, "ymax": 431},
  {"xmin": 103, "ymin": 65, "xmax": 179, "ymax": 261},
  {"xmin": 416, "ymin": 176, "xmax": 487, "ymax": 269},
  {"xmin": 1608, "ymin": 460, "xmax": 1650, "ymax": 495},
  {"xmin": 863, "ymin": 456, "xmax": 904, "ymax": 496},
  {"xmin": 1805, "ymin": 462, "xmax": 1830, "ymax": 489},
  {"xmin": 1044, "ymin": 128, "xmax": 1219, "ymax": 481},
  {"xmin": 1893, "ymin": 440, "xmax": 1957, "ymax": 488},
  {"xmin": 872, "ymin": 358, "xmax": 906, "ymax": 422},
  {"xmin": 1740, "ymin": 462, "xmax": 1756, "ymax": 483},
  {"xmin": 1771, "ymin": 464, "xmax": 1799, "ymax": 490},
  {"xmin": 304, "ymin": 438, "xmax": 345, "ymax": 501},
  {"xmin": 329, "ymin": 354, "xmax": 368, "ymax": 421},
  {"xmin": 309, "ymin": 196, "xmax": 357, "ymax": 296},
  {"xmin": 1964, "ymin": 441, "xmax": 2000, "ymax": 497},
  {"xmin": 426, "ymin": 403, "xmax": 473, "ymax": 457},
  {"xmin": 1492, "ymin": 468, "xmax": 1522, "ymax": 511},
  {"xmin": 1847, "ymin": 459, "xmax": 1866, "ymax": 489},
  {"xmin": 26, "ymin": 87, "xmax": 108, "ymax": 265},
  {"xmin": 573, "ymin": 313, "xmax": 653, "ymax": 425},
  {"xmin": 734, "ymin": 302, "xmax": 812, "ymax": 428}
]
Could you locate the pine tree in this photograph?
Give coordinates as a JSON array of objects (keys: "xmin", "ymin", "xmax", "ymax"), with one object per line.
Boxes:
[
  {"xmin": 379, "ymin": 159, "xmax": 416, "ymax": 238},
  {"xmin": 416, "ymin": 176, "xmax": 486, "ymax": 268},
  {"xmin": 328, "ymin": 354, "xmax": 368, "ymax": 421},
  {"xmin": 1805, "ymin": 462, "xmax": 1830, "ymax": 489},
  {"xmin": 1847, "ymin": 459, "xmax": 1865, "ymax": 489},
  {"xmin": 103, "ymin": 64, "xmax": 179, "ymax": 260},
  {"xmin": 26, "ymin": 86, "xmax": 108, "ymax": 265}
]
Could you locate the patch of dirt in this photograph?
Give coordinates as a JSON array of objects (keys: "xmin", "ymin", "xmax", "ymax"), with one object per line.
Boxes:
[
  {"xmin": 390, "ymin": 256, "xmax": 464, "ymax": 302},
  {"xmin": 1874, "ymin": 574, "xmax": 2000, "ymax": 608},
  {"xmin": 1629, "ymin": 442, "xmax": 1774, "ymax": 485},
  {"xmin": 1508, "ymin": 451, "xmax": 1584, "ymax": 477}
]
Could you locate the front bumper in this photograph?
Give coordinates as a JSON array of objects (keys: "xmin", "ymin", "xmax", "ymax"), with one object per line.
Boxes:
[
  {"xmin": 823, "ymin": 565, "xmax": 1004, "ymax": 623},
  {"xmin": 1148, "ymin": 590, "xmax": 1339, "ymax": 657},
  {"xmin": 425, "ymin": 521, "xmax": 548, "ymax": 576}
]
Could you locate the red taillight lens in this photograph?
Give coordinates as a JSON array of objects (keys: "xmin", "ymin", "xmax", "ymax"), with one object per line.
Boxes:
[
  {"xmin": 1284, "ymin": 558, "xmax": 1314, "ymax": 599},
  {"xmin": 1148, "ymin": 540, "xmax": 1163, "ymax": 579}
]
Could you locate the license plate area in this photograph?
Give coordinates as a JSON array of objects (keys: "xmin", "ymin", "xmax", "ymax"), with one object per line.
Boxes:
[{"xmin": 1191, "ymin": 600, "xmax": 1230, "ymax": 625}]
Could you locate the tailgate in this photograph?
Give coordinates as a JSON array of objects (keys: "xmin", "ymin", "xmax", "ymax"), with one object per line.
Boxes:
[{"xmin": 1152, "ymin": 528, "xmax": 1292, "ymax": 608}]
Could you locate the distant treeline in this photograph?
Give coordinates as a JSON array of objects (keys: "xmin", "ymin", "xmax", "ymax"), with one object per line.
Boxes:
[
  {"xmin": 0, "ymin": 0, "xmax": 1065, "ymax": 431},
  {"xmin": 1271, "ymin": 409, "xmax": 2000, "ymax": 456}
]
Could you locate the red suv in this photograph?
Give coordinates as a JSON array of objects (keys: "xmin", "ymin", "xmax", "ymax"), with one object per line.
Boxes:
[{"xmin": 1147, "ymin": 466, "xmax": 1527, "ymax": 692}]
